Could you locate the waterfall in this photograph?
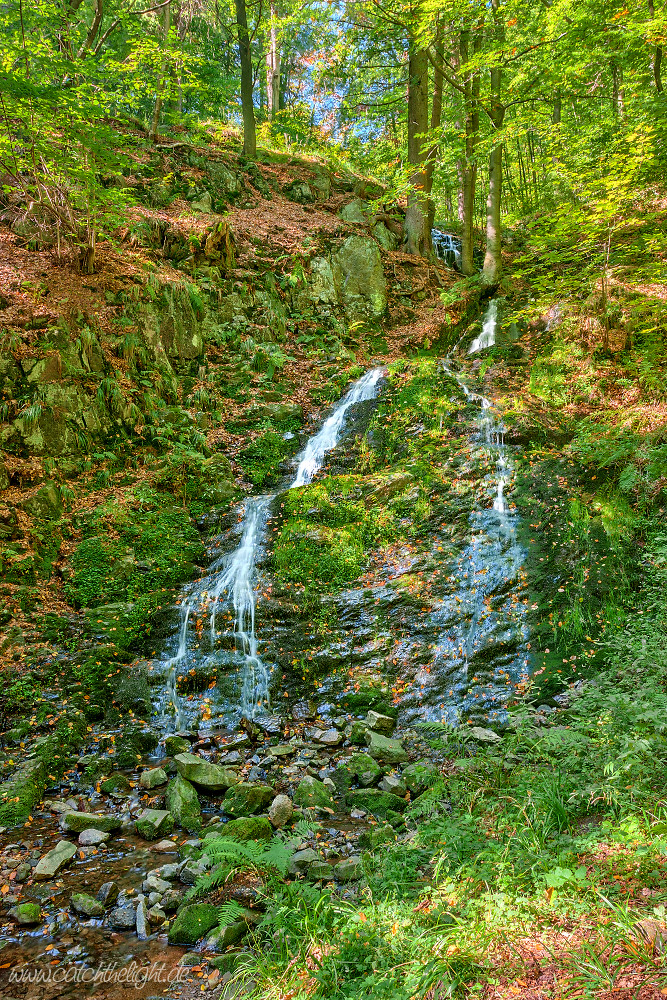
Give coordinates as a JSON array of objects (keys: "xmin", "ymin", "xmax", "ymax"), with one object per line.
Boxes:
[
  {"xmin": 431, "ymin": 230, "xmax": 462, "ymax": 269},
  {"xmin": 161, "ymin": 367, "xmax": 385, "ymax": 728},
  {"xmin": 468, "ymin": 299, "xmax": 498, "ymax": 354}
]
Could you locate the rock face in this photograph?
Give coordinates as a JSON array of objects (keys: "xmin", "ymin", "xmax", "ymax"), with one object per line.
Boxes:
[
  {"xmin": 33, "ymin": 840, "xmax": 77, "ymax": 880},
  {"xmin": 174, "ymin": 752, "xmax": 239, "ymax": 793},
  {"xmin": 165, "ymin": 775, "xmax": 202, "ymax": 832}
]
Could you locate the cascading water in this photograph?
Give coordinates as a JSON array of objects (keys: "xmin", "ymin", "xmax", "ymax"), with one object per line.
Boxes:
[
  {"xmin": 159, "ymin": 367, "xmax": 385, "ymax": 729},
  {"xmin": 431, "ymin": 229, "xmax": 462, "ymax": 269},
  {"xmin": 468, "ymin": 298, "xmax": 498, "ymax": 354}
]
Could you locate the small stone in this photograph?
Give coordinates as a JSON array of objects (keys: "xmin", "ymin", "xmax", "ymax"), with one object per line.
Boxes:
[
  {"xmin": 109, "ymin": 905, "xmax": 137, "ymax": 930},
  {"xmin": 33, "ymin": 840, "xmax": 77, "ymax": 880},
  {"xmin": 269, "ymin": 744, "xmax": 295, "ymax": 757},
  {"xmin": 8, "ymin": 902, "xmax": 41, "ymax": 925},
  {"xmin": 147, "ymin": 905, "xmax": 166, "ymax": 925},
  {"xmin": 14, "ymin": 862, "xmax": 31, "ymax": 882},
  {"xmin": 364, "ymin": 711, "xmax": 396, "ymax": 735},
  {"xmin": 268, "ymin": 794, "xmax": 293, "ymax": 829},
  {"xmin": 335, "ymin": 856, "xmax": 362, "ymax": 882},
  {"xmin": 161, "ymin": 889, "xmax": 183, "ymax": 913},
  {"xmin": 153, "ymin": 839, "xmax": 179, "ymax": 852},
  {"xmin": 316, "ymin": 729, "xmax": 342, "ymax": 746},
  {"xmin": 139, "ymin": 767, "xmax": 168, "ymax": 790},
  {"xmin": 96, "ymin": 881, "xmax": 120, "ymax": 907},
  {"xmin": 71, "ymin": 893, "xmax": 105, "ymax": 919},
  {"xmin": 78, "ymin": 828, "xmax": 110, "ymax": 846}
]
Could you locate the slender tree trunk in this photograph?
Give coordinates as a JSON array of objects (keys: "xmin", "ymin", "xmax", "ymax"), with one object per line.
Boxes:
[
  {"xmin": 460, "ymin": 23, "xmax": 481, "ymax": 276},
  {"xmin": 425, "ymin": 19, "xmax": 444, "ymax": 232},
  {"xmin": 150, "ymin": 0, "xmax": 171, "ymax": 140},
  {"xmin": 404, "ymin": 40, "xmax": 430, "ymax": 255},
  {"xmin": 235, "ymin": 0, "xmax": 256, "ymax": 156},
  {"xmin": 483, "ymin": 0, "xmax": 505, "ymax": 285},
  {"xmin": 265, "ymin": 3, "xmax": 280, "ymax": 118}
]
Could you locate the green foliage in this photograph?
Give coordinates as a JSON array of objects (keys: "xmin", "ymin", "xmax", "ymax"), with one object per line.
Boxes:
[{"xmin": 239, "ymin": 430, "xmax": 288, "ymax": 486}]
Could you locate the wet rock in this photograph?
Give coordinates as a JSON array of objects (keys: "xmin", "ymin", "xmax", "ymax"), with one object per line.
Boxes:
[
  {"xmin": 136, "ymin": 808, "xmax": 175, "ymax": 840},
  {"xmin": 153, "ymin": 839, "xmax": 179, "ymax": 852},
  {"xmin": 315, "ymin": 729, "xmax": 342, "ymax": 747},
  {"xmin": 14, "ymin": 862, "xmax": 31, "ymax": 882},
  {"xmin": 96, "ymin": 882, "xmax": 120, "ymax": 907},
  {"xmin": 109, "ymin": 905, "xmax": 137, "ymax": 930},
  {"xmin": 348, "ymin": 753, "xmax": 383, "ymax": 788},
  {"xmin": 348, "ymin": 721, "xmax": 369, "ymax": 745},
  {"xmin": 364, "ymin": 711, "xmax": 396, "ymax": 735},
  {"xmin": 268, "ymin": 794, "xmax": 293, "ymax": 829},
  {"xmin": 139, "ymin": 767, "xmax": 168, "ymax": 790},
  {"xmin": 168, "ymin": 903, "xmax": 219, "ymax": 945},
  {"xmin": 147, "ymin": 905, "xmax": 166, "ymax": 925},
  {"xmin": 335, "ymin": 856, "xmax": 362, "ymax": 882},
  {"xmin": 161, "ymin": 889, "xmax": 183, "ymax": 913},
  {"xmin": 223, "ymin": 782, "xmax": 273, "ymax": 817},
  {"xmin": 61, "ymin": 812, "xmax": 122, "ymax": 833},
  {"xmin": 204, "ymin": 922, "xmax": 247, "ymax": 951},
  {"xmin": 402, "ymin": 761, "xmax": 439, "ymax": 796},
  {"xmin": 376, "ymin": 772, "xmax": 404, "ymax": 794},
  {"xmin": 288, "ymin": 848, "xmax": 318, "ymax": 875},
  {"xmin": 346, "ymin": 788, "xmax": 407, "ymax": 819},
  {"xmin": 78, "ymin": 828, "xmax": 110, "ymax": 846},
  {"xmin": 165, "ymin": 774, "xmax": 202, "ymax": 833},
  {"xmin": 165, "ymin": 735, "xmax": 191, "ymax": 756},
  {"xmin": 293, "ymin": 776, "xmax": 334, "ymax": 811},
  {"xmin": 220, "ymin": 750, "xmax": 242, "ymax": 764},
  {"xmin": 174, "ymin": 752, "xmax": 239, "ymax": 793},
  {"xmin": 358, "ymin": 823, "xmax": 396, "ymax": 849},
  {"xmin": 8, "ymin": 902, "xmax": 41, "ymax": 925},
  {"xmin": 136, "ymin": 896, "xmax": 149, "ymax": 940},
  {"xmin": 33, "ymin": 840, "xmax": 77, "ymax": 880},
  {"xmin": 269, "ymin": 744, "xmax": 295, "ymax": 758},
  {"xmin": 143, "ymin": 875, "xmax": 172, "ymax": 894},
  {"xmin": 71, "ymin": 893, "xmax": 105, "ymax": 918},
  {"xmin": 364, "ymin": 731, "xmax": 407, "ymax": 765}
]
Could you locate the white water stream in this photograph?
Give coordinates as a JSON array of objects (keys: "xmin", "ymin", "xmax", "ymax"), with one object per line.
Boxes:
[{"xmin": 161, "ymin": 367, "xmax": 385, "ymax": 728}]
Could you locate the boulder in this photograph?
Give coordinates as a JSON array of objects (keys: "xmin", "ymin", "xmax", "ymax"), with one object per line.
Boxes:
[
  {"xmin": 402, "ymin": 761, "xmax": 439, "ymax": 796},
  {"xmin": 213, "ymin": 816, "xmax": 272, "ymax": 841},
  {"xmin": 61, "ymin": 812, "xmax": 122, "ymax": 834},
  {"xmin": 168, "ymin": 903, "xmax": 219, "ymax": 945},
  {"xmin": 339, "ymin": 199, "xmax": 369, "ymax": 225},
  {"xmin": 331, "ymin": 235, "xmax": 387, "ymax": 319},
  {"xmin": 308, "ymin": 860, "xmax": 333, "ymax": 881},
  {"xmin": 139, "ymin": 767, "xmax": 168, "ymax": 790},
  {"xmin": 109, "ymin": 905, "xmax": 137, "ymax": 930},
  {"xmin": 33, "ymin": 840, "xmax": 77, "ymax": 880},
  {"xmin": 96, "ymin": 882, "xmax": 120, "ymax": 907},
  {"xmin": 364, "ymin": 711, "xmax": 396, "ymax": 735},
  {"xmin": 165, "ymin": 775, "xmax": 202, "ymax": 833},
  {"xmin": 136, "ymin": 808, "xmax": 175, "ymax": 841},
  {"xmin": 71, "ymin": 893, "xmax": 105, "ymax": 918},
  {"xmin": 165, "ymin": 735, "xmax": 191, "ymax": 756},
  {"xmin": 346, "ymin": 788, "xmax": 407, "ymax": 819},
  {"xmin": 364, "ymin": 731, "xmax": 407, "ymax": 765},
  {"xmin": 223, "ymin": 783, "xmax": 273, "ymax": 817},
  {"xmin": 348, "ymin": 752, "xmax": 383, "ymax": 788},
  {"xmin": 293, "ymin": 776, "xmax": 334, "ymax": 811},
  {"xmin": 78, "ymin": 828, "xmax": 110, "ymax": 846},
  {"xmin": 174, "ymin": 752, "xmax": 239, "ymax": 794},
  {"xmin": 204, "ymin": 922, "xmax": 247, "ymax": 951},
  {"xmin": 8, "ymin": 902, "xmax": 41, "ymax": 925},
  {"xmin": 468, "ymin": 726, "xmax": 502, "ymax": 743},
  {"xmin": 335, "ymin": 856, "xmax": 362, "ymax": 882},
  {"xmin": 100, "ymin": 773, "xmax": 133, "ymax": 796},
  {"xmin": 379, "ymin": 774, "xmax": 406, "ymax": 796},
  {"xmin": 268, "ymin": 794, "xmax": 293, "ymax": 829},
  {"xmin": 288, "ymin": 848, "xmax": 318, "ymax": 875}
]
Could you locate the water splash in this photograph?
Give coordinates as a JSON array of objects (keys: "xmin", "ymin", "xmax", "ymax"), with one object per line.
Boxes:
[{"xmin": 160, "ymin": 367, "xmax": 385, "ymax": 728}]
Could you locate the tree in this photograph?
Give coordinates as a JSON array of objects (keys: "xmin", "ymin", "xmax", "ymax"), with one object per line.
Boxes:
[{"xmin": 235, "ymin": 0, "xmax": 256, "ymax": 156}]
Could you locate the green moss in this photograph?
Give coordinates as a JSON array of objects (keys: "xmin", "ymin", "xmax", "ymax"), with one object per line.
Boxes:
[
  {"xmin": 168, "ymin": 903, "xmax": 219, "ymax": 945},
  {"xmin": 238, "ymin": 430, "xmax": 289, "ymax": 485}
]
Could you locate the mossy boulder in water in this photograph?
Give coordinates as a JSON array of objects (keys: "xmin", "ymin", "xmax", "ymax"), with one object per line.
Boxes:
[
  {"xmin": 136, "ymin": 808, "xmax": 175, "ymax": 840},
  {"xmin": 293, "ymin": 776, "xmax": 335, "ymax": 811},
  {"xmin": 215, "ymin": 816, "xmax": 273, "ymax": 840},
  {"xmin": 346, "ymin": 788, "xmax": 407, "ymax": 819},
  {"xmin": 174, "ymin": 752, "xmax": 239, "ymax": 794},
  {"xmin": 168, "ymin": 903, "xmax": 219, "ymax": 945},
  {"xmin": 8, "ymin": 902, "xmax": 42, "ymax": 925},
  {"xmin": 223, "ymin": 783, "xmax": 274, "ymax": 817},
  {"xmin": 100, "ymin": 773, "xmax": 132, "ymax": 796},
  {"xmin": 165, "ymin": 735, "xmax": 191, "ymax": 756},
  {"xmin": 165, "ymin": 775, "xmax": 202, "ymax": 833},
  {"xmin": 61, "ymin": 812, "xmax": 122, "ymax": 833}
]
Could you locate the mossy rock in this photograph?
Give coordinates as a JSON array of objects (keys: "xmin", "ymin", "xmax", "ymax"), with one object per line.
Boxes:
[
  {"xmin": 345, "ymin": 788, "xmax": 406, "ymax": 820},
  {"xmin": 223, "ymin": 783, "xmax": 274, "ymax": 817},
  {"xmin": 100, "ymin": 773, "xmax": 133, "ymax": 796},
  {"xmin": 136, "ymin": 808, "xmax": 175, "ymax": 840},
  {"xmin": 168, "ymin": 903, "xmax": 219, "ymax": 945},
  {"xmin": 165, "ymin": 775, "xmax": 202, "ymax": 833},
  {"xmin": 0, "ymin": 756, "xmax": 47, "ymax": 826},
  {"xmin": 165, "ymin": 735, "xmax": 191, "ymax": 756},
  {"xmin": 293, "ymin": 776, "xmax": 334, "ymax": 811},
  {"xmin": 205, "ymin": 816, "xmax": 273, "ymax": 842},
  {"xmin": 402, "ymin": 761, "xmax": 439, "ymax": 796}
]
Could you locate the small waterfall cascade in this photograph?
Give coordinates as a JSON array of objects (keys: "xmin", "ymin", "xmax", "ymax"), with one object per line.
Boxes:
[
  {"xmin": 468, "ymin": 298, "xmax": 498, "ymax": 354},
  {"xmin": 431, "ymin": 230, "xmax": 462, "ymax": 269},
  {"xmin": 160, "ymin": 367, "xmax": 385, "ymax": 729}
]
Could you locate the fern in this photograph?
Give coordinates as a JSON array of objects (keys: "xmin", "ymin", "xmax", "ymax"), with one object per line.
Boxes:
[
  {"xmin": 204, "ymin": 837, "xmax": 293, "ymax": 877},
  {"xmin": 216, "ymin": 901, "xmax": 247, "ymax": 925},
  {"xmin": 414, "ymin": 721, "xmax": 454, "ymax": 736}
]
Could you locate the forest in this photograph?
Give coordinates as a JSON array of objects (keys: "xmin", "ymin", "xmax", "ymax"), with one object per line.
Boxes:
[{"xmin": 0, "ymin": 0, "xmax": 667, "ymax": 998}]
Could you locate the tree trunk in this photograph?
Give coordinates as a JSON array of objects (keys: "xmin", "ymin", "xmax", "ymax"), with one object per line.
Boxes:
[
  {"xmin": 404, "ymin": 41, "xmax": 430, "ymax": 255},
  {"xmin": 425, "ymin": 20, "xmax": 444, "ymax": 232},
  {"xmin": 483, "ymin": 0, "xmax": 505, "ymax": 285},
  {"xmin": 235, "ymin": 0, "xmax": 256, "ymax": 156},
  {"xmin": 265, "ymin": 3, "xmax": 280, "ymax": 118},
  {"xmin": 150, "ymin": 0, "xmax": 171, "ymax": 141},
  {"xmin": 460, "ymin": 24, "xmax": 481, "ymax": 276}
]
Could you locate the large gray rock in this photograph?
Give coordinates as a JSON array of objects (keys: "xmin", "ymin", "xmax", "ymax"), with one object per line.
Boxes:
[
  {"xmin": 174, "ymin": 753, "xmax": 239, "ymax": 793},
  {"xmin": 109, "ymin": 905, "xmax": 137, "ymax": 930},
  {"xmin": 33, "ymin": 840, "xmax": 77, "ymax": 880},
  {"xmin": 78, "ymin": 828, "xmax": 110, "ymax": 846},
  {"xmin": 268, "ymin": 794, "xmax": 293, "ymax": 829},
  {"xmin": 139, "ymin": 767, "xmax": 168, "ymax": 790},
  {"xmin": 364, "ymin": 731, "xmax": 407, "ymax": 764},
  {"xmin": 61, "ymin": 812, "xmax": 122, "ymax": 834},
  {"xmin": 331, "ymin": 236, "xmax": 386, "ymax": 319},
  {"xmin": 223, "ymin": 783, "xmax": 273, "ymax": 817},
  {"xmin": 364, "ymin": 711, "xmax": 396, "ymax": 735},
  {"xmin": 339, "ymin": 199, "xmax": 369, "ymax": 225},
  {"xmin": 136, "ymin": 808, "xmax": 174, "ymax": 840}
]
